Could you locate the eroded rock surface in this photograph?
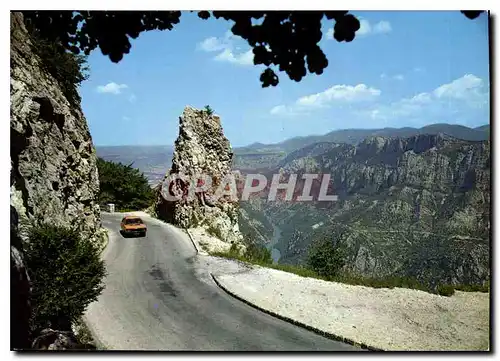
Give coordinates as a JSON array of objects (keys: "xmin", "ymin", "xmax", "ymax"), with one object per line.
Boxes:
[
  {"xmin": 10, "ymin": 12, "xmax": 103, "ymax": 245},
  {"xmin": 240, "ymin": 133, "xmax": 490, "ymax": 286},
  {"xmin": 155, "ymin": 106, "xmax": 243, "ymax": 245}
]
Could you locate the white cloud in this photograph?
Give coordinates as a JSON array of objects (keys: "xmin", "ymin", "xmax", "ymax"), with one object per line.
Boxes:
[
  {"xmin": 408, "ymin": 92, "xmax": 432, "ymax": 104},
  {"xmin": 96, "ymin": 82, "xmax": 128, "ymax": 94},
  {"xmin": 367, "ymin": 74, "xmax": 488, "ymax": 121},
  {"xmin": 297, "ymin": 84, "xmax": 381, "ymax": 107},
  {"xmin": 326, "ymin": 28, "xmax": 334, "ymax": 39},
  {"xmin": 197, "ymin": 31, "xmax": 253, "ymax": 66},
  {"xmin": 122, "ymin": 116, "xmax": 131, "ymax": 121},
  {"xmin": 214, "ymin": 49, "xmax": 254, "ymax": 66},
  {"xmin": 433, "ymin": 74, "xmax": 484, "ymax": 100},
  {"xmin": 356, "ymin": 18, "xmax": 392, "ymax": 36},
  {"xmin": 270, "ymin": 105, "xmax": 287, "ymax": 115},
  {"xmin": 372, "ymin": 21, "xmax": 392, "ymax": 34},
  {"xmin": 357, "ymin": 19, "xmax": 372, "ymax": 36},
  {"xmin": 327, "ymin": 18, "xmax": 392, "ymax": 40},
  {"xmin": 198, "ymin": 36, "xmax": 227, "ymax": 52},
  {"xmin": 413, "ymin": 67, "xmax": 425, "ymax": 73},
  {"xmin": 380, "ymin": 73, "xmax": 404, "ymax": 81},
  {"xmin": 128, "ymin": 94, "xmax": 137, "ymax": 103},
  {"xmin": 270, "ymin": 83, "xmax": 381, "ymax": 116}
]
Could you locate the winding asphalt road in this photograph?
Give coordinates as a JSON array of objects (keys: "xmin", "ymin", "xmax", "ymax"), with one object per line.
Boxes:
[{"xmin": 84, "ymin": 212, "xmax": 361, "ymax": 351}]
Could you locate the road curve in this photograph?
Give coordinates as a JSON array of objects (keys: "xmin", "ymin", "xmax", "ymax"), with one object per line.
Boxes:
[{"xmin": 84, "ymin": 212, "xmax": 362, "ymax": 351}]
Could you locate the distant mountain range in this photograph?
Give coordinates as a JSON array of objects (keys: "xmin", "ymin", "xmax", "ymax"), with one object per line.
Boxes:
[
  {"xmin": 96, "ymin": 122, "xmax": 490, "ymax": 182},
  {"xmin": 234, "ymin": 123, "xmax": 490, "ymax": 154}
]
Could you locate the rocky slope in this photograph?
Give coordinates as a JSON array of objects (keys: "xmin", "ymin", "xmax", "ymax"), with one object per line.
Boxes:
[
  {"xmin": 241, "ymin": 133, "xmax": 490, "ymax": 287},
  {"xmin": 10, "ymin": 12, "xmax": 103, "ymax": 349},
  {"xmin": 154, "ymin": 106, "xmax": 243, "ymax": 245}
]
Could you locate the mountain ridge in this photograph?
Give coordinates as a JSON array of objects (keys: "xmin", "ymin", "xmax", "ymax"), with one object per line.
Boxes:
[{"xmin": 235, "ymin": 123, "xmax": 490, "ymax": 154}]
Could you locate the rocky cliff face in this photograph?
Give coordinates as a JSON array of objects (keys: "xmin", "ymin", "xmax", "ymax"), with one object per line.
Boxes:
[
  {"xmin": 241, "ymin": 133, "xmax": 490, "ymax": 287},
  {"xmin": 10, "ymin": 12, "xmax": 103, "ymax": 349},
  {"xmin": 154, "ymin": 106, "xmax": 242, "ymax": 245},
  {"xmin": 10, "ymin": 12, "xmax": 103, "ymax": 244},
  {"xmin": 11, "ymin": 205, "xmax": 32, "ymax": 350}
]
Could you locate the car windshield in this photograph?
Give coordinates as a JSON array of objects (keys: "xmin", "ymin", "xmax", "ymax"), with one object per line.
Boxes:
[{"xmin": 125, "ymin": 218, "xmax": 142, "ymax": 225}]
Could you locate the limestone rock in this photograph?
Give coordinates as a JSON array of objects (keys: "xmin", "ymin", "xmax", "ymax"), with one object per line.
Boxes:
[
  {"xmin": 10, "ymin": 12, "xmax": 102, "ymax": 245},
  {"xmin": 155, "ymin": 106, "xmax": 243, "ymax": 245},
  {"xmin": 31, "ymin": 329, "xmax": 96, "ymax": 350}
]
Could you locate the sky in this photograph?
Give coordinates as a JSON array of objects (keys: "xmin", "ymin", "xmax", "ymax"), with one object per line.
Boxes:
[{"xmin": 79, "ymin": 11, "xmax": 490, "ymax": 148}]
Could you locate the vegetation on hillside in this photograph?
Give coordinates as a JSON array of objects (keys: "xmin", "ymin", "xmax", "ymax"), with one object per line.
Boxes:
[
  {"xmin": 212, "ymin": 241, "xmax": 274, "ymax": 267},
  {"xmin": 97, "ymin": 158, "xmax": 155, "ymax": 212},
  {"xmin": 306, "ymin": 234, "xmax": 347, "ymax": 279},
  {"xmin": 237, "ymin": 203, "xmax": 275, "ymax": 244},
  {"xmin": 25, "ymin": 224, "xmax": 106, "ymax": 332},
  {"xmin": 24, "ymin": 17, "xmax": 89, "ymax": 105},
  {"xmin": 211, "ymin": 233, "xmax": 490, "ymax": 297},
  {"xmin": 21, "ymin": 11, "xmax": 484, "ymax": 88}
]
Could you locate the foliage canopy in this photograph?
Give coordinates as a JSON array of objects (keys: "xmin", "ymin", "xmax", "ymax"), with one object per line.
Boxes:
[
  {"xmin": 97, "ymin": 157, "xmax": 155, "ymax": 211},
  {"xmin": 21, "ymin": 11, "xmax": 485, "ymax": 88}
]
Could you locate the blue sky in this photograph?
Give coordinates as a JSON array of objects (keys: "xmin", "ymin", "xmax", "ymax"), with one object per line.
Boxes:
[{"xmin": 80, "ymin": 11, "xmax": 490, "ymax": 147}]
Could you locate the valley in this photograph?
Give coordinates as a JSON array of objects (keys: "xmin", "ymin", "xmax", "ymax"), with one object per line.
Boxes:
[{"xmin": 96, "ymin": 123, "xmax": 491, "ymax": 289}]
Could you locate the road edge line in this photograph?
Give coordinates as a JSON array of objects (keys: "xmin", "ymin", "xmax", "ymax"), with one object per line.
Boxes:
[
  {"xmin": 98, "ymin": 228, "xmax": 110, "ymax": 256},
  {"xmin": 209, "ymin": 273, "xmax": 385, "ymax": 352},
  {"xmin": 184, "ymin": 228, "xmax": 200, "ymax": 254}
]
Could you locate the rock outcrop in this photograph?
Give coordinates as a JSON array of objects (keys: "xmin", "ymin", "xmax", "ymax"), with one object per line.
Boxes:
[
  {"xmin": 10, "ymin": 12, "xmax": 103, "ymax": 245},
  {"xmin": 10, "ymin": 12, "xmax": 103, "ymax": 350},
  {"xmin": 155, "ymin": 106, "xmax": 242, "ymax": 245},
  {"xmin": 31, "ymin": 329, "xmax": 96, "ymax": 350}
]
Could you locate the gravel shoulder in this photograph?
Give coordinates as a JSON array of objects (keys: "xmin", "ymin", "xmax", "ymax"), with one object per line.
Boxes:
[
  {"xmin": 211, "ymin": 264, "xmax": 490, "ymax": 351},
  {"xmin": 188, "ymin": 229, "xmax": 490, "ymax": 351}
]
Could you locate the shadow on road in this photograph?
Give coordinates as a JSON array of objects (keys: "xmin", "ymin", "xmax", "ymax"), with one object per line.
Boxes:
[{"xmin": 119, "ymin": 230, "xmax": 147, "ymax": 239}]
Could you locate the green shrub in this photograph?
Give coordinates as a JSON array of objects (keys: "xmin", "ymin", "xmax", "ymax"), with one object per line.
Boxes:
[
  {"xmin": 204, "ymin": 105, "xmax": 214, "ymax": 115},
  {"xmin": 25, "ymin": 21, "xmax": 89, "ymax": 105},
  {"xmin": 270, "ymin": 263, "xmax": 323, "ymax": 279},
  {"xmin": 437, "ymin": 284, "xmax": 456, "ymax": 297},
  {"xmin": 97, "ymin": 158, "xmax": 154, "ymax": 211},
  {"xmin": 244, "ymin": 243, "xmax": 273, "ymax": 265},
  {"xmin": 454, "ymin": 282, "xmax": 490, "ymax": 293},
  {"xmin": 228, "ymin": 243, "xmax": 241, "ymax": 256},
  {"xmin": 306, "ymin": 237, "xmax": 346, "ymax": 280},
  {"xmin": 190, "ymin": 213, "xmax": 205, "ymax": 228},
  {"xmin": 25, "ymin": 224, "xmax": 106, "ymax": 331},
  {"xmin": 206, "ymin": 224, "xmax": 224, "ymax": 240}
]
